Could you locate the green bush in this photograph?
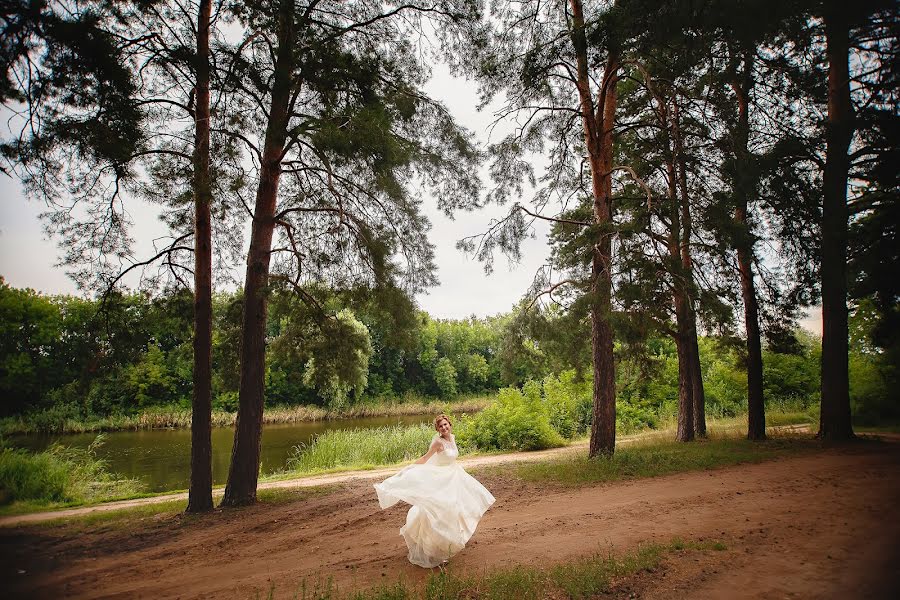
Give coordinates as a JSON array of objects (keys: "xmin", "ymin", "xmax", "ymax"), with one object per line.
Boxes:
[
  {"xmin": 0, "ymin": 436, "xmax": 143, "ymax": 506},
  {"xmin": 0, "ymin": 445, "xmax": 71, "ymax": 504},
  {"xmin": 543, "ymin": 370, "xmax": 592, "ymax": 437},
  {"xmin": 456, "ymin": 382, "xmax": 565, "ymax": 451},
  {"xmin": 616, "ymin": 402, "xmax": 659, "ymax": 434},
  {"xmin": 19, "ymin": 400, "xmax": 84, "ymax": 434},
  {"xmin": 213, "ymin": 390, "xmax": 239, "ymax": 413},
  {"xmin": 850, "ymin": 352, "xmax": 897, "ymax": 424}
]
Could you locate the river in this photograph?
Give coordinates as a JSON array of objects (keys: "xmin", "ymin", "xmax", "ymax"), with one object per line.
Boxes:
[{"xmin": 10, "ymin": 415, "xmax": 429, "ymax": 493}]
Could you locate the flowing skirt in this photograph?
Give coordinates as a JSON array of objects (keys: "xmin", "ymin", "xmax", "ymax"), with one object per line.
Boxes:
[{"xmin": 374, "ymin": 463, "xmax": 494, "ymax": 567}]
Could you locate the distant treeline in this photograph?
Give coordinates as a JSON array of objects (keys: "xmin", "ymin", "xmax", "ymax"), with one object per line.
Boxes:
[{"xmin": 0, "ymin": 279, "xmax": 894, "ymax": 427}]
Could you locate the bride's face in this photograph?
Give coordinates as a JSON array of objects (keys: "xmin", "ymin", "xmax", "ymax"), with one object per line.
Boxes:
[{"xmin": 436, "ymin": 418, "xmax": 452, "ymax": 437}]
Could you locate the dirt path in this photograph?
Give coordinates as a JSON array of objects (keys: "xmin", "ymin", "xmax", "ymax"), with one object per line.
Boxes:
[
  {"xmin": 2, "ymin": 436, "xmax": 898, "ymax": 599},
  {"xmin": 3, "ymin": 426, "xmax": 702, "ymax": 527}
]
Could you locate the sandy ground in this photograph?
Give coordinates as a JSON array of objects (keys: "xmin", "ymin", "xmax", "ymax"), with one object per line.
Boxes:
[{"xmin": 2, "ymin": 436, "xmax": 898, "ymax": 599}]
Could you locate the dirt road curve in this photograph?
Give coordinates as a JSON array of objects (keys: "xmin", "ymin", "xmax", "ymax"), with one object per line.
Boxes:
[{"xmin": 2, "ymin": 438, "xmax": 898, "ymax": 599}]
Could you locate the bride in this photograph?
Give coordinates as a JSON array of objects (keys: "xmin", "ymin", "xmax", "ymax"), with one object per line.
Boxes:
[{"xmin": 374, "ymin": 414, "xmax": 495, "ymax": 568}]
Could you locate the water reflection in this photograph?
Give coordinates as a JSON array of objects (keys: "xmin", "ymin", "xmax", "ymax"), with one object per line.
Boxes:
[{"xmin": 10, "ymin": 414, "xmax": 428, "ymax": 492}]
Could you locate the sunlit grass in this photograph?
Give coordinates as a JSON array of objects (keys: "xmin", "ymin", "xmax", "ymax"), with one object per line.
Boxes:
[
  {"xmin": 505, "ymin": 430, "xmax": 820, "ymax": 487},
  {"xmin": 282, "ymin": 424, "xmax": 439, "ymax": 475}
]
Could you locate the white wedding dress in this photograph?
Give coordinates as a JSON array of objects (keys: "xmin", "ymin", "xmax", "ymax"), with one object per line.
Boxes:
[{"xmin": 374, "ymin": 434, "xmax": 495, "ymax": 567}]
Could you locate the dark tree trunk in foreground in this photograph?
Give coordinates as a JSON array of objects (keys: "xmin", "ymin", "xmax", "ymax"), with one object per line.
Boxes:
[
  {"xmin": 570, "ymin": 0, "xmax": 619, "ymax": 457},
  {"xmin": 687, "ymin": 315, "xmax": 706, "ymax": 437},
  {"xmin": 737, "ymin": 214, "xmax": 766, "ymax": 440},
  {"xmin": 674, "ymin": 101, "xmax": 706, "ymax": 437},
  {"xmin": 674, "ymin": 299, "xmax": 696, "ymax": 442},
  {"xmin": 222, "ymin": 0, "xmax": 295, "ymax": 506},
  {"xmin": 819, "ymin": 7, "xmax": 854, "ymax": 441},
  {"xmin": 187, "ymin": 0, "xmax": 214, "ymax": 514},
  {"xmin": 731, "ymin": 59, "xmax": 766, "ymax": 441},
  {"xmin": 667, "ymin": 145, "xmax": 694, "ymax": 443}
]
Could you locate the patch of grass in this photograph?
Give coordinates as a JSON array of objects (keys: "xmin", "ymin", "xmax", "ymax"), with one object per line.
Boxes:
[
  {"xmin": 0, "ymin": 435, "xmax": 143, "ymax": 511},
  {"xmin": 284, "ymin": 424, "xmax": 440, "ymax": 475},
  {"xmin": 506, "ymin": 431, "xmax": 819, "ymax": 487},
  {"xmin": 265, "ymin": 538, "xmax": 726, "ymax": 599}
]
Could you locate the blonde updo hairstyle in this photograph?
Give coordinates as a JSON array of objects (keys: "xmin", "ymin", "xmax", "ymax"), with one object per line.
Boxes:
[{"xmin": 433, "ymin": 413, "xmax": 452, "ymax": 431}]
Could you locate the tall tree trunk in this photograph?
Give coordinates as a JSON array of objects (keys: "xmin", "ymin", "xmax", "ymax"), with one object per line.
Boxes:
[
  {"xmin": 687, "ymin": 313, "xmax": 706, "ymax": 437},
  {"xmin": 667, "ymin": 149, "xmax": 694, "ymax": 443},
  {"xmin": 221, "ymin": 0, "xmax": 295, "ymax": 507},
  {"xmin": 731, "ymin": 61, "xmax": 766, "ymax": 441},
  {"xmin": 819, "ymin": 8, "xmax": 854, "ymax": 440},
  {"xmin": 570, "ymin": 0, "xmax": 618, "ymax": 456},
  {"xmin": 737, "ymin": 217, "xmax": 766, "ymax": 440},
  {"xmin": 674, "ymin": 312, "xmax": 695, "ymax": 442},
  {"xmin": 186, "ymin": 0, "xmax": 213, "ymax": 514},
  {"xmin": 673, "ymin": 100, "xmax": 706, "ymax": 437}
]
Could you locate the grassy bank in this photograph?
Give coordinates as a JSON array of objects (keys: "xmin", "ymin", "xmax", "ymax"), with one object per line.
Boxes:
[
  {"xmin": 0, "ymin": 435, "xmax": 144, "ymax": 514},
  {"xmin": 506, "ymin": 430, "xmax": 820, "ymax": 487},
  {"xmin": 258, "ymin": 538, "xmax": 726, "ymax": 600},
  {"xmin": 0, "ymin": 395, "xmax": 493, "ymax": 436}
]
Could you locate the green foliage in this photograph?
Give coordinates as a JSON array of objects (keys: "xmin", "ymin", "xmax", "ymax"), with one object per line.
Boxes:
[
  {"xmin": 433, "ymin": 357, "xmax": 459, "ymax": 397},
  {"xmin": 414, "ymin": 314, "xmax": 505, "ymax": 399},
  {"xmin": 0, "ymin": 436, "xmax": 142, "ymax": 507},
  {"xmin": 1, "ymin": 273, "xmax": 894, "ymax": 432},
  {"xmin": 123, "ymin": 344, "xmax": 178, "ymax": 408},
  {"xmin": 0, "ymin": 279, "xmax": 64, "ymax": 415},
  {"xmin": 301, "ymin": 310, "xmax": 373, "ymax": 410},
  {"xmin": 456, "ymin": 382, "xmax": 565, "ymax": 451},
  {"xmin": 542, "ymin": 370, "xmax": 592, "ymax": 438},
  {"xmin": 285, "ymin": 424, "xmax": 436, "ymax": 474}
]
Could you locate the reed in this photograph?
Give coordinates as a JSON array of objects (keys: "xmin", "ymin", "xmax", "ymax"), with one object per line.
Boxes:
[{"xmin": 284, "ymin": 424, "xmax": 439, "ymax": 474}]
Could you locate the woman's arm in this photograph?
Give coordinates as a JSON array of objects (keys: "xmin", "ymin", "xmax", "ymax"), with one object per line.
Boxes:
[{"xmin": 414, "ymin": 438, "xmax": 443, "ymax": 464}]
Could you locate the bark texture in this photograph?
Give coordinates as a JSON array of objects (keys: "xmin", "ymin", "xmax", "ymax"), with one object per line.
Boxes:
[
  {"xmin": 187, "ymin": 0, "xmax": 213, "ymax": 514},
  {"xmin": 570, "ymin": 0, "xmax": 618, "ymax": 457},
  {"xmin": 674, "ymin": 100, "xmax": 706, "ymax": 438},
  {"xmin": 222, "ymin": 0, "xmax": 295, "ymax": 506},
  {"xmin": 818, "ymin": 8, "xmax": 854, "ymax": 441},
  {"xmin": 731, "ymin": 60, "xmax": 766, "ymax": 441}
]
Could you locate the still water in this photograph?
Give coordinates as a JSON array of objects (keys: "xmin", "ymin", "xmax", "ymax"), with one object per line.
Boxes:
[{"xmin": 11, "ymin": 415, "xmax": 428, "ymax": 493}]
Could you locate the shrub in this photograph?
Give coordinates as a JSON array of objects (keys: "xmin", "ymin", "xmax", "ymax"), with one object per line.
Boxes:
[
  {"xmin": 543, "ymin": 371, "xmax": 592, "ymax": 438},
  {"xmin": 456, "ymin": 383, "xmax": 565, "ymax": 451}
]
